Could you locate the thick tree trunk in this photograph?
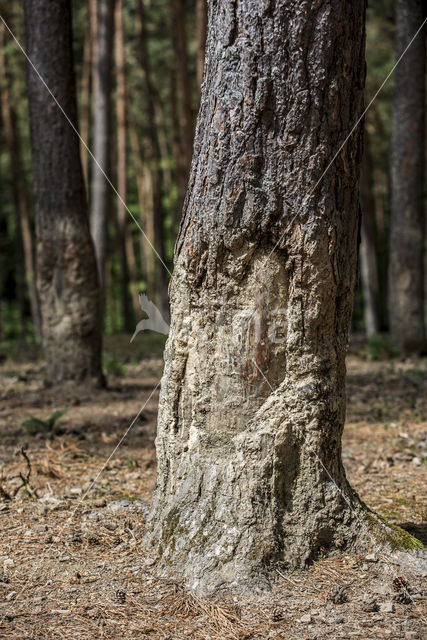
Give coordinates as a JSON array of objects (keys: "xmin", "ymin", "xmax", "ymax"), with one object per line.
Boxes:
[
  {"xmin": 144, "ymin": 0, "xmax": 404, "ymax": 594},
  {"xmin": 0, "ymin": 20, "xmax": 42, "ymax": 340},
  {"xmin": 360, "ymin": 134, "xmax": 380, "ymax": 337},
  {"xmin": 90, "ymin": 0, "xmax": 115, "ymax": 292},
  {"xmin": 388, "ymin": 0, "xmax": 426, "ymax": 355},
  {"xmin": 24, "ymin": 0, "xmax": 103, "ymax": 385}
]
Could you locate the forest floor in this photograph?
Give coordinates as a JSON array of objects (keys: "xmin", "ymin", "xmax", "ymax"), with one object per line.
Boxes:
[{"xmin": 0, "ymin": 334, "xmax": 425, "ymax": 639}]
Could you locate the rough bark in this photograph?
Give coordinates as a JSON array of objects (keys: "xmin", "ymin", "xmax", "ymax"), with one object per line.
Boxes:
[
  {"xmin": 144, "ymin": 0, "xmax": 398, "ymax": 594},
  {"xmin": 24, "ymin": 0, "xmax": 103, "ymax": 385},
  {"xmin": 388, "ymin": 0, "xmax": 426, "ymax": 355},
  {"xmin": 360, "ymin": 133, "xmax": 380, "ymax": 337},
  {"xmin": 0, "ymin": 20, "xmax": 42, "ymax": 340},
  {"xmin": 90, "ymin": 0, "xmax": 115, "ymax": 292}
]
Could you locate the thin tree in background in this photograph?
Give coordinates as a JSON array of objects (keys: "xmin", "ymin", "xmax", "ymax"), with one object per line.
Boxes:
[
  {"xmin": 170, "ymin": 0, "xmax": 194, "ymax": 204},
  {"xmin": 114, "ymin": 0, "xmax": 138, "ymax": 330},
  {"xmin": 196, "ymin": 0, "xmax": 207, "ymax": 89},
  {"xmin": 136, "ymin": 0, "xmax": 169, "ymax": 319},
  {"xmin": 24, "ymin": 0, "xmax": 103, "ymax": 385},
  {"xmin": 388, "ymin": 0, "xmax": 425, "ymax": 354},
  {"xmin": 79, "ymin": 2, "xmax": 91, "ymax": 190},
  {"xmin": 128, "ymin": 109, "xmax": 156, "ymax": 298},
  {"xmin": 90, "ymin": 0, "xmax": 115, "ymax": 293},
  {"xmin": 0, "ymin": 19, "xmax": 41, "ymax": 340},
  {"xmin": 360, "ymin": 133, "xmax": 380, "ymax": 337}
]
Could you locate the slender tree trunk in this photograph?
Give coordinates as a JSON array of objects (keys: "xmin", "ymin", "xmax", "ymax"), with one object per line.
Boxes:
[
  {"xmin": 24, "ymin": 0, "xmax": 103, "ymax": 385},
  {"xmin": 144, "ymin": 0, "xmax": 408, "ymax": 594},
  {"xmin": 196, "ymin": 0, "xmax": 207, "ymax": 90},
  {"xmin": 0, "ymin": 20, "xmax": 42, "ymax": 340},
  {"xmin": 128, "ymin": 111, "xmax": 156, "ymax": 298},
  {"xmin": 388, "ymin": 0, "xmax": 426, "ymax": 354},
  {"xmin": 114, "ymin": 0, "xmax": 135, "ymax": 331},
  {"xmin": 170, "ymin": 69, "xmax": 187, "ymax": 213},
  {"xmin": 90, "ymin": 0, "xmax": 115, "ymax": 292},
  {"xmin": 170, "ymin": 0, "xmax": 194, "ymax": 184},
  {"xmin": 79, "ymin": 4, "xmax": 91, "ymax": 191},
  {"xmin": 154, "ymin": 100, "xmax": 173, "ymax": 194},
  {"xmin": 136, "ymin": 0, "xmax": 169, "ymax": 319},
  {"xmin": 360, "ymin": 133, "xmax": 380, "ymax": 337}
]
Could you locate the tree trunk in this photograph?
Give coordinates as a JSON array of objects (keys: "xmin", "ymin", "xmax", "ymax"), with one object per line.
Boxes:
[
  {"xmin": 170, "ymin": 0, "xmax": 194, "ymax": 185},
  {"xmin": 170, "ymin": 68, "xmax": 188, "ymax": 214},
  {"xmin": 196, "ymin": 0, "xmax": 207, "ymax": 90},
  {"xmin": 0, "ymin": 19, "xmax": 42, "ymax": 340},
  {"xmin": 388, "ymin": 0, "xmax": 426, "ymax": 355},
  {"xmin": 144, "ymin": 0, "xmax": 407, "ymax": 594},
  {"xmin": 128, "ymin": 109, "xmax": 156, "ymax": 297},
  {"xmin": 114, "ymin": 0, "xmax": 135, "ymax": 331},
  {"xmin": 79, "ymin": 3, "xmax": 91, "ymax": 191},
  {"xmin": 136, "ymin": 0, "xmax": 169, "ymax": 319},
  {"xmin": 360, "ymin": 133, "xmax": 380, "ymax": 337},
  {"xmin": 24, "ymin": 0, "xmax": 103, "ymax": 385},
  {"xmin": 90, "ymin": 0, "xmax": 115, "ymax": 292}
]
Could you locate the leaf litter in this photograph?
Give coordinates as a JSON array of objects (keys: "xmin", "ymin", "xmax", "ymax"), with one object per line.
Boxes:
[{"xmin": 0, "ymin": 346, "xmax": 425, "ymax": 639}]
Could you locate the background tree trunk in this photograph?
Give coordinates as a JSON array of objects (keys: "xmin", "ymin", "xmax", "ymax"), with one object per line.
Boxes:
[
  {"xmin": 137, "ymin": 0, "xmax": 169, "ymax": 319},
  {"xmin": 128, "ymin": 109, "xmax": 156, "ymax": 297},
  {"xmin": 388, "ymin": 0, "xmax": 425, "ymax": 355},
  {"xmin": 79, "ymin": 3, "xmax": 91, "ymax": 191},
  {"xmin": 90, "ymin": 0, "xmax": 115, "ymax": 293},
  {"xmin": 114, "ymin": 0, "xmax": 135, "ymax": 331},
  {"xmin": 24, "ymin": 0, "xmax": 103, "ymax": 385},
  {"xmin": 360, "ymin": 134, "xmax": 380, "ymax": 337},
  {"xmin": 0, "ymin": 20, "xmax": 41, "ymax": 340},
  {"xmin": 170, "ymin": 0, "xmax": 194, "ymax": 193},
  {"xmin": 144, "ymin": 0, "xmax": 396, "ymax": 594},
  {"xmin": 196, "ymin": 0, "xmax": 207, "ymax": 90}
]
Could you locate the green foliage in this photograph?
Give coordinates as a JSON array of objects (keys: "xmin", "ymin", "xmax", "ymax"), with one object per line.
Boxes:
[
  {"xmin": 362, "ymin": 334, "xmax": 398, "ymax": 361},
  {"xmin": 103, "ymin": 353, "xmax": 125, "ymax": 378},
  {"xmin": 21, "ymin": 408, "xmax": 68, "ymax": 435}
]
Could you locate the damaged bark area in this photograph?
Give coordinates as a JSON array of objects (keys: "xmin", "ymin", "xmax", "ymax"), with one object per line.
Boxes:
[{"xmin": 144, "ymin": 0, "xmax": 410, "ymax": 593}]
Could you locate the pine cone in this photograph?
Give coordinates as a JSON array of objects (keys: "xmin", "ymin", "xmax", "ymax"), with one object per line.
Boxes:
[
  {"xmin": 272, "ymin": 607, "xmax": 284, "ymax": 621},
  {"xmin": 392, "ymin": 576, "xmax": 408, "ymax": 592},
  {"xmin": 115, "ymin": 589, "xmax": 126, "ymax": 604}
]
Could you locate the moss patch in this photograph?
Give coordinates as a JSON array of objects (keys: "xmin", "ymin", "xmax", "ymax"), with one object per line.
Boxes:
[{"xmin": 365, "ymin": 511, "xmax": 424, "ymax": 551}]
